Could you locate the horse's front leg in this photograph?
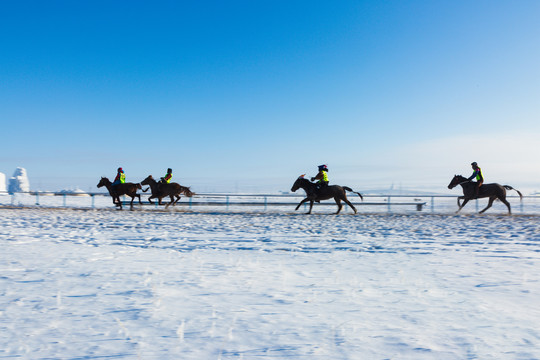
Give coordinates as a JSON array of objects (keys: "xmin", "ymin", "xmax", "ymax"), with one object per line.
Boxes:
[
  {"xmin": 457, "ymin": 196, "xmax": 465, "ymax": 207},
  {"xmin": 456, "ymin": 198, "xmax": 470, "ymax": 213},
  {"xmin": 115, "ymin": 196, "xmax": 122, "ymax": 209},
  {"xmin": 295, "ymin": 198, "xmax": 310, "ymax": 211},
  {"xmin": 307, "ymin": 201, "xmax": 314, "ymax": 214}
]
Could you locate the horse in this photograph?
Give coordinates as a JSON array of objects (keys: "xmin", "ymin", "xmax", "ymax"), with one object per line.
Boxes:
[
  {"xmin": 97, "ymin": 177, "xmax": 143, "ymax": 210},
  {"xmin": 140, "ymin": 175, "xmax": 194, "ymax": 208},
  {"xmin": 447, "ymin": 175, "xmax": 522, "ymax": 214},
  {"xmin": 290, "ymin": 175, "xmax": 363, "ymax": 214}
]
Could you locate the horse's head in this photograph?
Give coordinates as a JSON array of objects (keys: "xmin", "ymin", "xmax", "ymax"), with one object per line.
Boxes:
[
  {"xmin": 140, "ymin": 175, "xmax": 154, "ymax": 186},
  {"xmin": 448, "ymin": 175, "xmax": 467, "ymax": 189},
  {"xmin": 97, "ymin": 177, "xmax": 110, "ymax": 188},
  {"xmin": 291, "ymin": 174, "xmax": 307, "ymax": 192}
]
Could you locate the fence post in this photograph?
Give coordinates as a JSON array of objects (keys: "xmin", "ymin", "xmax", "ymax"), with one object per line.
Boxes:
[
  {"xmin": 431, "ymin": 196, "xmax": 434, "ymax": 212},
  {"xmin": 63, "ymin": 194, "xmax": 67, "ymax": 207},
  {"xmin": 91, "ymin": 194, "xmax": 95, "ymax": 208},
  {"xmin": 35, "ymin": 192, "xmax": 40, "ymax": 205},
  {"xmin": 475, "ymin": 199, "xmax": 478, "ymax": 212},
  {"xmin": 387, "ymin": 196, "xmax": 391, "ymax": 212},
  {"xmin": 264, "ymin": 196, "xmax": 267, "ymax": 211},
  {"xmin": 189, "ymin": 196, "xmax": 192, "ymax": 209},
  {"xmin": 226, "ymin": 196, "xmax": 229, "ymax": 211}
]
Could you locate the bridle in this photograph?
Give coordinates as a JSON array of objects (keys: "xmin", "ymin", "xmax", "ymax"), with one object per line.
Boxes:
[{"xmin": 450, "ymin": 178, "xmax": 471, "ymax": 189}]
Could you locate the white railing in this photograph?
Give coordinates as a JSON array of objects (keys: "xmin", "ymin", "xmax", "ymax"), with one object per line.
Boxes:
[{"xmin": 0, "ymin": 191, "xmax": 537, "ymax": 214}]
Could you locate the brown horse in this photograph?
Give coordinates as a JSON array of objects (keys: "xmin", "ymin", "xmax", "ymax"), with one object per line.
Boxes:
[
  {"xmin": 291, "ymin": 175, "xmax": 363, "ymax": 214},
  {"xmin": 447, "ymin": 175, "xmax": 522, "ymax": 214},
  {"xmin": 141, "ymin": 175, "xmax": 194, "ymax": 208},
  {"xmin": 97, "ymin": 177, "xmax": 143, "ymax": 210}
]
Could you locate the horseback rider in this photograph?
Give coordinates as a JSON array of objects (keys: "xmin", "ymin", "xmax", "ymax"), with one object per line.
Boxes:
[
  {"xmin": 112, "ymin": 167, "xmax": 126, "ymax": 186},
  {"xmin": 158, "ymin": 168, "xmax": 173, "ymax": 192},
  {"xmin": 160, "ymin": 168, "xmax": 173, "ymax": 184},
  {"xmin": 110, "ymin": 167, "xmax": 125, "ymax": 200},
  {"xmin": 311, "ymin": 164, "xmax": 329, "ymax": 191},
  {"xmin": 468, "ymin": 162, "xmax": 483, "ymax": 199}
]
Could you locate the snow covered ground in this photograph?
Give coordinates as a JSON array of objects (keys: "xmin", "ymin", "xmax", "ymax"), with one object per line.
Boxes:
[{"xmin": 1, "ymin": 205, "xmax": 540, "ymax": 359}]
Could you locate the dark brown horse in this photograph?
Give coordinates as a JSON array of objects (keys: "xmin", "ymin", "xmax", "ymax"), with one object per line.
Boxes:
[
  {"xmin": 447, "ymin": 175, "xmax": 522, "ymax": 214},
  {"xmin": 291, "ymin": 175, "xmax": 363, "ymax": 214},
  {"xmin": 97, "ymin": 177, "xmax": 143, "ymax": 210},
  {"xmin": 141, "ymin": 175, "xmax": 194, "ymax": 208}
]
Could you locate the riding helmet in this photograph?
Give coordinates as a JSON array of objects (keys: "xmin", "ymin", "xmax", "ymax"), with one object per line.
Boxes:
[
  {"xmin": 471, "ymin": 162, "xmax": 478, "ymax": 167},
  {"xmin": 318, "ymin": 164, "xmax": 328, "ymax": 172},
  {"xmin": 167, "ymin": 168, "xmax": 172, "ymax": 173}
]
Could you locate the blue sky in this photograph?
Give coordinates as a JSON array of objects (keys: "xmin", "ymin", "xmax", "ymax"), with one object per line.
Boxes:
[{"xmin": 1, "ymin": 1, "xmax": 539, "ymax": 193}]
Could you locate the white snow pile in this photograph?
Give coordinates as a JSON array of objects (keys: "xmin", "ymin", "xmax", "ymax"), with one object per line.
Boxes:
[
  {"xmin": 0, "ymin": 172, "xmax": 5, "ymax": 193},
  {"xmin": 1, "ymin": 208, "xmax": 540, "ymax": 359},
  {"xmin": 59, "ymin": 188, "xmax": 89, "ymax": 196},
  {"xmin": 7, "ymin": 167, "xmax": 30, "ymax": 193}
]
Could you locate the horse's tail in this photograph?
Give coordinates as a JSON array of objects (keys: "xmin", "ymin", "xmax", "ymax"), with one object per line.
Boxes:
[
  {"xmin": 503, "ymin": 185, "xmax": 523, "ymax": 200},
  {"xmin": 181, "ymin": 186, "xmax": 195, "ymax": 197},
  {"xmin": 343, "ymin": 186, "xmax": 363, "ymax": 201}
]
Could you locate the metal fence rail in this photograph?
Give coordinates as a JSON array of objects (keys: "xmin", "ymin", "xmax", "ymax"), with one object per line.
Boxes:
[{"xmin": 1, "ymin": 191, "xmax": 537, "ymax": 213}]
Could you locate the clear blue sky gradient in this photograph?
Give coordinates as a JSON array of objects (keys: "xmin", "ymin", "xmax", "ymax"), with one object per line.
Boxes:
[{"xmin": 1, "ymin": 1, "xmax": 539, "ymax": 193}]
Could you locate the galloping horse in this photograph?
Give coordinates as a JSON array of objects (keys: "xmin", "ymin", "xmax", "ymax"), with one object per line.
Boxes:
[
  {"xmin": 140, "ymin": 175, "xmax": 194, "ymax": 208},
  {"xmin": 447, "ymin": 175, "xmax": 522, "ymax": 214},
  {"xmin": 97, "ymin": 177, "xmax": 143, "ymax": 210},
  {"xmin": 291, "ymin": 175, "xmax": 363, "ymax": 214}
]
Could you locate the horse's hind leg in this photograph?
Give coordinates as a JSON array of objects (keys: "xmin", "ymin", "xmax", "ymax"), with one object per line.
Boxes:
[
  {"xmin": 341, "ymin": 196, "xmax": 357, "ymax": 214},
  {"xmin": 345, "ymin": 200, "xmax": 357, "ymax": 214},
  {"xmin": 479, "ymin": 196, "xmax": 496, "ymax": 214},
  {"xmin": 500, "ymin": 197, "xmax": 512, "ymax": 215},
  {"xmin": 334, "ymin": 197, "xmax": 343, "ymax": 214}
]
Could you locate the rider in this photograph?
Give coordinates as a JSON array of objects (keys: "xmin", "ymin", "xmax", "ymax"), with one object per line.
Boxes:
[
  {"xmin": 160, "ymin": 168, "xmax": 173, "ymax": 184},
  {"xmin": 112, "ymin": 167, "xmax": 126, "ymax": 186},
  {"xmin": 311, "ymin": 164, "xmax": 329, "ymax": 190},
  {"xmin": 467, "ymin": 162, "xmax": 483, "ymax": 199},
  {"xmin": 158, "ymin": 168, "xmax": 173, "ymax": 192}
]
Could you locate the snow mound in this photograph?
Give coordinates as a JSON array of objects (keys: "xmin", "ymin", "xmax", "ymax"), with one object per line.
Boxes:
[
  {"xmin": 0, "ymin": 172, "xmax": 6, "ymax": 193},
  {"xmin": 59, "ymin": 188, "xmax": 89, "ymax": 196},
  {"xmin": 8, "ymin": 167, "xmax": 30, "ymax": 193}
]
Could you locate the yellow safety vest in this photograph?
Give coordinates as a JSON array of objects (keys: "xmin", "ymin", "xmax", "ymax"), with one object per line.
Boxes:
[{"xmin": 321, "ymin": 171, "xmax": 328, "ymax": 182}]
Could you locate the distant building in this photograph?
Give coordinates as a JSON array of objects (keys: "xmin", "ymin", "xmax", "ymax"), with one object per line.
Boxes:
[
  {"xmin": 8, "ymin": 167, "xmax": 30, "ymax": 193},
  {"xmin": 0, "ymin": 172, "xmax": 5, "ymax": 193}
]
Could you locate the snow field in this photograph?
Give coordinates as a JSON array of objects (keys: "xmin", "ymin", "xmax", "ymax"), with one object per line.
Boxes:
[{"xmin": 1, "ymin": 208, "xmax": 540, "ymax": 359}]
